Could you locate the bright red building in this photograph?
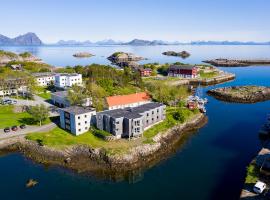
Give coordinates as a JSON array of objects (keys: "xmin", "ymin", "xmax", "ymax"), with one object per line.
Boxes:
[{"xmin": 168, "ymin": 65, "xmax": 198, "ymax": 78}]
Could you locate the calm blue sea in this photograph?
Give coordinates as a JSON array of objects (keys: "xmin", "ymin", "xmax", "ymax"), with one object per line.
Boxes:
[{"xmin": 0, "ymin": 45, "xmax": 270, "ymax": 200}]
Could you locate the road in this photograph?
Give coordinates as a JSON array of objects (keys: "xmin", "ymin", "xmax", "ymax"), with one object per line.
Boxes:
[{"xmin": 0, "ymin": 122, "xmax": 57, "ymax": 140}]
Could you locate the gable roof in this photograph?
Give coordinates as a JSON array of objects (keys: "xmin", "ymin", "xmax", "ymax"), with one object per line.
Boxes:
[{"xmin": 106, "ymin": 92, "xmax": 151, "ymax": 107}]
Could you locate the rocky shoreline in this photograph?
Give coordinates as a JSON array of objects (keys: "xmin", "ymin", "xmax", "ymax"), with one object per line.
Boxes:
[
  {"xmin": 207, "ymin": 86, "xmax": 270, "ymax": 103},
  {"xmin": 203, "ymin": 59, "xmax": 270, "ymax": 67},
  {"xmin": 0, "ymin": 114, "xmax": 207, "ymax": 181},
  {"xmin": 190, "ymin": 73, "xmax": 235, "ymax": 86}
]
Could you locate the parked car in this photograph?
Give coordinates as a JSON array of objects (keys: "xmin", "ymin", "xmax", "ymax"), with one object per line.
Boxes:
[
  {"xmin": 253, "ymin": 181, "xmax": 267, "ymax": 194},
  {"xmin": 4, "ymin": 127, "xmax": 10, "ymax": 133},
  {"xmin": 11, "ymin": 126, "xmax": 18, "ymax": 131},
  {"xmin": 20, "ymin": 124, "xmax": 26, "ymax": 129}
]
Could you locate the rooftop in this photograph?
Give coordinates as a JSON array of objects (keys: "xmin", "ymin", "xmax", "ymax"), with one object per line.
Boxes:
[
  {"xmin": 169, "ymin": 65, "xmax": 197, "ymax": 70},
  {"xmin": 99, "ymin": 102, "xmax": 165, "ymax": 119},
  {"xmin": 106, "ymin": 92, "xmax": 151, "ymax": 107},
  {"xmin": 32, "ymin": 72, "xmax": 55, "ymax": 77},
  {"xmin": 60, "ymin": 106, "xmax": 96, "ymax": 115},
  {"xmin": 55, "ymin": 73, "xmax": 81, "ymax": 77},
  {"xmin": 51, "ymin": 91, "xmax": 68, "ymax": 97}
]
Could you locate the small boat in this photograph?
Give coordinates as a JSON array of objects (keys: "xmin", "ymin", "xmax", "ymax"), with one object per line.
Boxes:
[
  {"xmin": 26, "ymin": 179, "xmax": 38, "ymax": 188},
  {"xmin": 200, "ymin": 107, "xmax": 207, "ymax": 113}
]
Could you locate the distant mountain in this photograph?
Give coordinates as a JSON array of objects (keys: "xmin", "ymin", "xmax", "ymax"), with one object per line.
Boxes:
[
  {"xmin": 95, "ymin": 39, "xmax": 123, "ymax": 45},
  {"xmin": 56, "ymin": 40, "xmax": 93, "ymax": 46},
  {"xmin": 190, "ymin": 41, "xmax": 270, "ymax": 45},
  {"xmin": 0, "ymin": 32, "xmax": 43, "ymax": 46},
  {"xmin": 125, "ymin": 39, "xmax": 152, "ymax": 46}
]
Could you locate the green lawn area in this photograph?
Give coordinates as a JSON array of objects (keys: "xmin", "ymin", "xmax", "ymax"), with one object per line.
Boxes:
[
  {"xmin": 245, "ymin": 164, "xmax": 259, "ymax": 184},
  {"xmin": 37, "ymin": 92, "xmax": 51, "ymax": 100},
  {"xmin": 0, "ymin": 105, "xmax": 52, "ymax": 128},
  {"xmin": 199, "ymin": 71, "xmax": 219, "ymax": 79}
]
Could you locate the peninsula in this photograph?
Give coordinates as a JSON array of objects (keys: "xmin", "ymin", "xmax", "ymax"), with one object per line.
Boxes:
[{"xmin": 207, "ymin": 86, "xmax": 270, "ymax": 103}]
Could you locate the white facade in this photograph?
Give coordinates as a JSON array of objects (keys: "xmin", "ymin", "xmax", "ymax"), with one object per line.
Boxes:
[
  {"xmin": 33, "ymin": 73, "xmax": 56, "ymax": 87},
  {"xmin": 109, "ymin": 101, "xmax": 149, "ymax": 110},
  {"xmin": 59, "ymin": 106, "xmax": 96, "ymax": 136},
  {"xmin": 54, "ymin": 74, "xmax": 82, "ymax": 88}
]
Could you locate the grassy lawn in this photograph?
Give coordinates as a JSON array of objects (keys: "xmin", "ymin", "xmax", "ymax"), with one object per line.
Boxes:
[
  {"xmin": 26, "ymin": 107, "xmax": 200, "ymax": 155},
  {"xmin": 245, "ymin": 164, "xmax": 259, "ymax": 184},
  {"xmin": 0, "ymin": 105, "xmax": 52, "ymax": 128},
  {"xmin": 37, "ymin": 92, "xmax": 51, "ymax": 100},
  {"xmin": 199, "ymin": 71, "xmax": 219, "ymax": 79}
]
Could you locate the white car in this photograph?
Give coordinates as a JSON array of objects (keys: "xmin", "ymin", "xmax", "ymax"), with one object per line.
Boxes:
[{"xmin": 253, "ymin": 181, "xmax": 266, "ymax": 194}]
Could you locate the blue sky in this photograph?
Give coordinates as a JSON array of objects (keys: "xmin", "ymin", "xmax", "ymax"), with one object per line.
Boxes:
[{"xmin": 1, "ymin": 0, "xmax": 269, "ymax": 43}]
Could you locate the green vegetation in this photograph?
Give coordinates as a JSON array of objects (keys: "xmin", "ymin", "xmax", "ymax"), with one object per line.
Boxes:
[
  {"xmin": 67, "ymin": 85, "xmax": 89, "ymax": 106},
  {"xmin": 245, "ymin": 164, "xmax": 259, "ymax": 184},
  {"xmin": 0, "ymin": 50, "xmax": 17, "ymax": 58},
  {"xmin": 19, "ymin": 52, "xmax": 32, "ymax": 58},
  {"xmin": 143, "ymin": 107, "xmax": 199, "ymax": 143},
  {"xmin": 145, "ymin": 80, "xmax": 189, "ymax": 106},
  {"xmin": 199, "ymin": 71, "xmax": 219, "ymax": 79},
  {"xmin": 6, "ymin": 61, "xmax": 52, "ymax": 73},
  {"xmin": 0, "ymin": 105, "xmax": 32, "ymax": 128},
  {"xmin": 34, "ymin": 86, "xmax": 51, "ymax": 100},
  {"xmin": 27, "ymin": 104, "xmax": 50, "ymax": 126}
]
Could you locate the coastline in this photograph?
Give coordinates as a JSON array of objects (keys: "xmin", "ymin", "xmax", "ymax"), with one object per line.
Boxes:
[{"xmin": 0, "ymin": 113, "xmax": 207, "ymax": 181}]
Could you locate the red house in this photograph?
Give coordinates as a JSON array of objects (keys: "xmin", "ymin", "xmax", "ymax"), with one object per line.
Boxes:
[
  {"xmin": 168, "ymin": 65, "xmax": 198, "ymax": 78},
  {"xmin": 138, "ymin": 68, "xmax": 152, "ymax": 77}
]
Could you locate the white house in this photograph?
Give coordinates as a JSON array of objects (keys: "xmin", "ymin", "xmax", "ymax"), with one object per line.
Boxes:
[
  {"xmin": 51, "ymin": 91, "xmax": 92, "ymax": 108},
  {"xmin": 59, "ymin": 106, "xmax": 96, "ymax": 136},
  {"xmin": 32, "ymin": 72, "xmax": 56, "ymax": 87},
  {"xmin": 54, "ymin": 73, "xmax": 82, "ymax": 88}
]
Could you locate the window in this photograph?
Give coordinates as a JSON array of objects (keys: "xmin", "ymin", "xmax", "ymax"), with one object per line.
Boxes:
[
  {"xmin": 85, "ymin": 115, "xmax": 87, "ymax": 118},
  {"xmin": 152, "ymin": 111, "xmax": 154, "ymax": 114},
  {"xmin": 78, "ymin": 123, "xmax": 81, "ymax": 125},
  {"xmin": 85, "ymin": 121, "xmax": 87, "ymax": 124},
  {"xmin": 78, "ymin": 129, "xmax": 81, "ymax": 132},
  {"xmin": 78, "ymin": 116, "xmax": 80, "ymax": 119},
  {"xmin": 147, "ymin": 113, "xmax": 149, "ymax": 117},
  {"xmin": 157, "ymin": 116, "xmax": 159, "ymax": 119},
  {"xmin": 85, "ymin": 127, "xmax": 88, "ymax": 130}
]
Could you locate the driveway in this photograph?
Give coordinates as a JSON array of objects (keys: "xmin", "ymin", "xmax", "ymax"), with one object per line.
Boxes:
[{"xmin": 0, "ymin": 122, "xmax": 57, "ymax": 140}]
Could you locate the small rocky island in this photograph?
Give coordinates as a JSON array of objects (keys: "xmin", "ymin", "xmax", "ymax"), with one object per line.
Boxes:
[
  {"xmin": 207, "ymin": 86, "xmax": 270, "ymax": 103},
  {"xmin": 73, "ymin": 52, "xmax": 94, "ymax": 58},
  {"xmin": 107, "ymin": 52, "xmax": 144, "ymax": 68},
  {"xmin": 162, "ymin": 51, "xmax": 190, "ymax": 58},
  {"xmin": 204, "ymin": 58, "xmax": 270, "ymax": 67}
]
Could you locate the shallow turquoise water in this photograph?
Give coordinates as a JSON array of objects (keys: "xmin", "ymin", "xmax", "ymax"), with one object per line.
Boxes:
[{"xmin": 0, "ymin": 45, "xmax": 270, "ymax": 200}]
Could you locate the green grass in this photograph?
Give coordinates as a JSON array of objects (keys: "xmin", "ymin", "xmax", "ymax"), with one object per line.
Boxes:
[
  {"xmin": 0, "ymin": 105, "xmax": 52, "ymax": 128},
  {"xmin": 37, "ymin": 92, "xmax": 51, "ymax": 100},
  {"xmin": 0, "ymin": 105, "xmax": 32, "ymax": 128},
  {"xmin": 245, "ymin": 164, "xmax": 259, "ymax": 184},
  {"xmin": 199, "ymin": 71, "xmax": 219, "ymax": 79}
]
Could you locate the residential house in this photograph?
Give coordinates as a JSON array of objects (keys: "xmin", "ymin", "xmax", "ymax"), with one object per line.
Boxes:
[
  {"xmin": 54, "ymin": 73, "xmax": 82, "ymax": 88},
  {"xmin": 96, "ymin": 102, "xmax": 166, "ymax": 139},
  {"xmin": 51, "ymin": 91, "xmax": 92, "ymax": 108},
  {"xmin": 105, "ymin": 92, "xmax": 151, "ymax": 110},
  {"xmin": 138, "ymin": 68, "xmax": 152, "ymax": 77},
  {"xmin": 168, "ymin": 65, "xmax": 198, "ymax": 78},
  {"xmin": 0, "ymin": 78, "xmax": 28, "ymax": 96},
  {"xmin": 59, "ymin": 106, "xmax": 96, "ymax": 136},
  {"xmin": 32, "ymin": 72, "xmax": 56, "ymax": 87}
]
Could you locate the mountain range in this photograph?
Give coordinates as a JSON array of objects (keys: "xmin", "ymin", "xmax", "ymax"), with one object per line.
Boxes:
[
  {"xmin": 0, "ymin": 33, "xmax": 269, "ymax": 46},
  {"xmin": 0, "ymin": 32, "xmax": 43, "ymax": 45}
]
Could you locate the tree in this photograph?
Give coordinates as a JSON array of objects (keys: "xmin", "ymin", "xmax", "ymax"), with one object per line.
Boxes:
[
  {"xmin": 67, "ymin": 85, "xmax": 89, "ymax": 106},
  {"xmin": 27, "ymin": 104, "xmax": 49, "ymax": 126},
  {"xmin": 86, "ymin": 83, "xmax": 107, "ymax": 111}
]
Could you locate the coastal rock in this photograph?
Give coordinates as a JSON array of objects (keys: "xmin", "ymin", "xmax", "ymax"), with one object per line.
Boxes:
[
  {"xmin": 0, "ymin": 50, "xmax": 42, "ymax": 65},
  {"xmin": 73, "ymin": 52, "xmax": 94, "ymax": 58},
  {"xmin": 207, "ymin": 86, "xmax": 270, "ymax": 103},
  {"xmin": 203, "ymin": 58, "xmax": 270, "ymax": 67},
  {"xmin": 162, "ymin": 51, "xmax": 190, "ymax": 58}
]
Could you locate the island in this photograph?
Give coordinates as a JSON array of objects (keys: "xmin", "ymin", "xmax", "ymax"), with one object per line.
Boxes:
[
  {"xmin": 203, "ymin": 58, "xmax": 270, "ymax": 67},
  {"xmin": 73, "ymin": 52, "xmax": 94, "ymax": 58},
  {"xmin": 207, "ymin": 86, "xmax": 270, "ymax": 103},
  {"xmin": 162, "ymin": 51, "xmax": 190, "ymax": 58}
]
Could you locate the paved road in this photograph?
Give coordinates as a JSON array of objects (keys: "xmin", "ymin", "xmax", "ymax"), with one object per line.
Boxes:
[{"xmin": 0, "ymin": 123, "xmax": 57, "ymax": 140}]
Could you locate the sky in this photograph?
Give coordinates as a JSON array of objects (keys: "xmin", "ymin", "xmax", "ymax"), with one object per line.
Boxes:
[{"xmin": 1, "ymin": 0, "xmax": 270, "ymax": 43}]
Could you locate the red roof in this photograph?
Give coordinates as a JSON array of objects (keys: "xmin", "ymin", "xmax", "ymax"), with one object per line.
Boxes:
[{"xmin": 106, "ymin": 92, "xmax": 151, "ymax": 107}]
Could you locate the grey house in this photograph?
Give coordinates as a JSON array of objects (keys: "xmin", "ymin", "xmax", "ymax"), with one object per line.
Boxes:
[{"xmin": 96, "ymin": 102, "xmax": 166, "ymax": 139}]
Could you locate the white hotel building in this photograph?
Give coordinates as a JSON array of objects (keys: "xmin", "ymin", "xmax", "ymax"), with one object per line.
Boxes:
[{"xmin": 54, "ymin": 73, "xmax": 82, "ymax": 88}]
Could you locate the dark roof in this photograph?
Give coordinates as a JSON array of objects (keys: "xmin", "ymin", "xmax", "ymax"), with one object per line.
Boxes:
[
  {"xmin": 169, "ymin": 65, "xmax": 196, "ymax": 70},
  {"xmin": 98, "ymin": 102, "xmax": 165, "ymax": 119},
  {"xmin": 51, "ymin": 91, "xmax": 68, "ymax": 97},
  {"xmin": 60, "ymin": 106, "xmax": 95, "ymax": 115}
]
